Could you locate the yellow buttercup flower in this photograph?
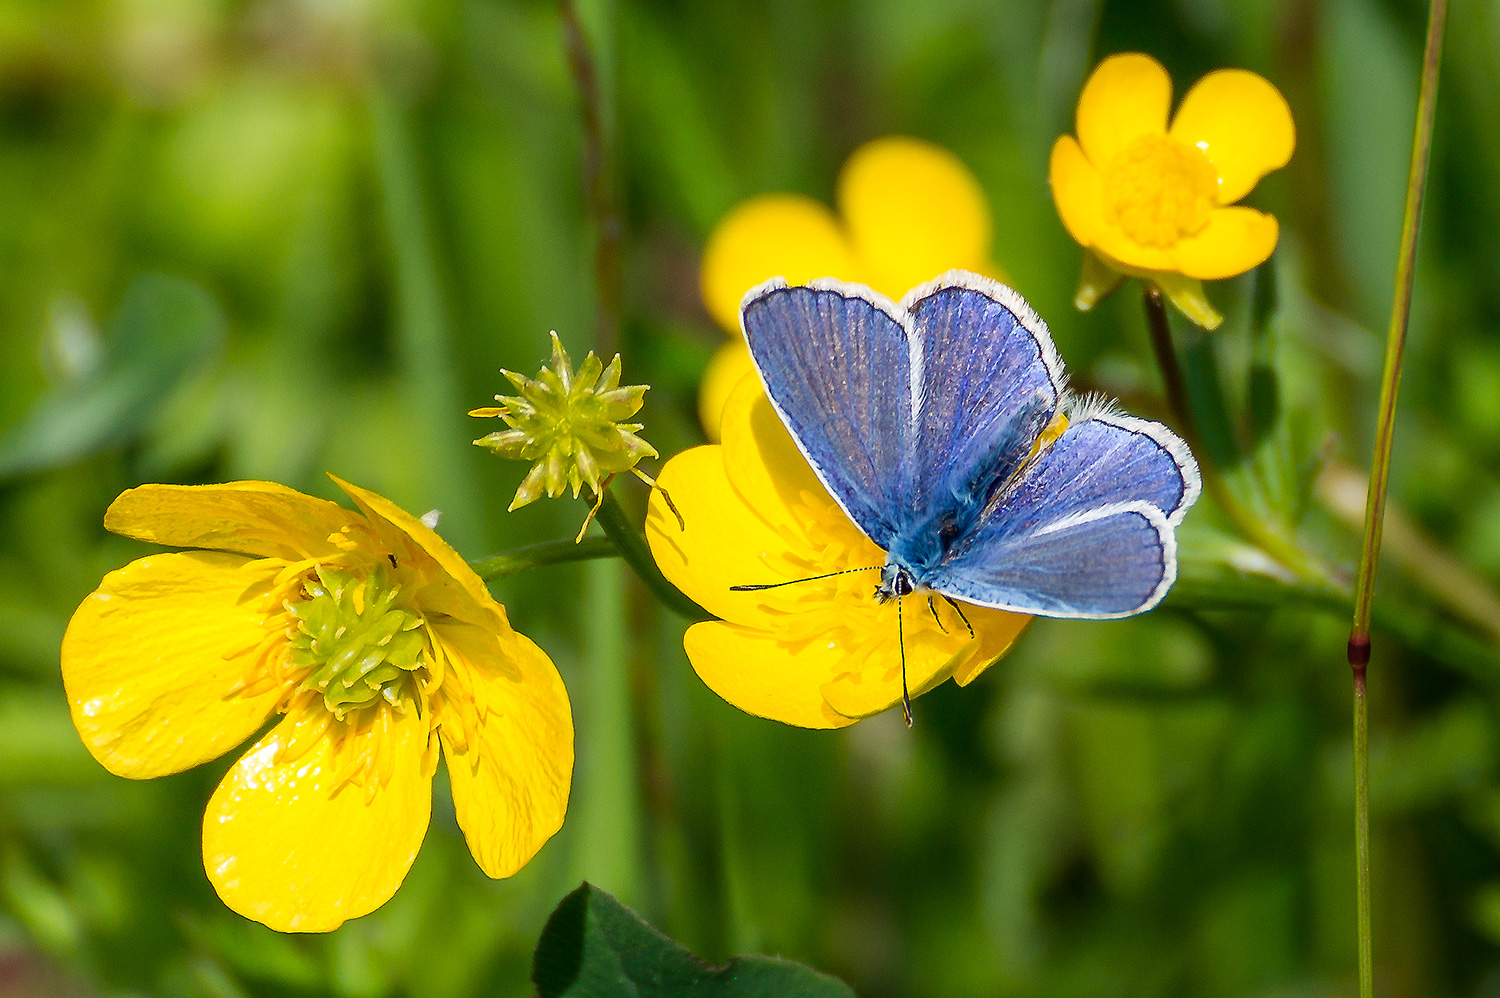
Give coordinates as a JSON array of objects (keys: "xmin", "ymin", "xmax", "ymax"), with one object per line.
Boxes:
[
  {"xmin": 62, "ymin": 478, "xmax": 572, "ymax": 932},
  {"xmin": 645, "ymin": 375, "xmax": 1030, "ymax": 728},
  {"xmin": 1050, "ymin": 52, "xmax": 1294, "ymax": 329},
  {"xmin": 697, "ymin": 136, "xmax": 1004, "ymax": 439}
]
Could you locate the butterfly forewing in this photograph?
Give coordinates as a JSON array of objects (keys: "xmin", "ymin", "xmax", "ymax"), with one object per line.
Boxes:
[
  {"xmin": 903, "ymin": 276, "xmax": 1066, "ymax": 524},
  {"xmin": 742, "ymin": 278, "xmax": 913, "ymax": 548}
]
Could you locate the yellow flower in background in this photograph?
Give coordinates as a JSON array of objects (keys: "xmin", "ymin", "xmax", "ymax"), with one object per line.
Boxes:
[
  {"xmin": 62, "ymin": 479, "xmax": 572, "ymax": 932},
  {"xmin": 697, "ymin": 136, "xmax": 1005, "ymax": 439},
  {"xmin": 645, "ymin": 375, "xmax": 1030, "ymax": 728},
  {"xmin": 1050, "ymin": 53, "xmax": 1294, "ymax": 329}
]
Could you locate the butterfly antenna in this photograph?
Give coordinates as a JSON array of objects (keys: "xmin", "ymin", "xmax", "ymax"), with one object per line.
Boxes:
[
  {"xmin": 943, "ymin": 596, "xmax": 975, "ymax": 639},
  {"xmin": 898, "ymin": 596, "xmax": 913, "ymax": 728},
  {"xmin": 730, "ymin": 566, "xmax": 881, "ymax": 592}
]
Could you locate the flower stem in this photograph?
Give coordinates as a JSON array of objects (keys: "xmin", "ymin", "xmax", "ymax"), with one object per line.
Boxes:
[
  {"xmin": 469, "ymin": 536, "xmax": 617, "ymax": 581},
  {"xmin": 1142, "ymin": 288, "xmax": 1327, "ymax": 586},
  {"xmin": 594, "ymin": 484, "xmax": 709, "ymax": 620},
  {"xmin": 558, "ymin": 0, "xmax": 623, "ymax": 356},
  {"xmin": 1348, "ymin": 2, "xmax": 1447, "ymax": 995}
]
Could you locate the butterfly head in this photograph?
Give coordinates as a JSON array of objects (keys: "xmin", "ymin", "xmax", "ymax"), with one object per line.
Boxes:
[{"xmin": 875, "ymin": 562, "xmax": 919, "ymax": 604}]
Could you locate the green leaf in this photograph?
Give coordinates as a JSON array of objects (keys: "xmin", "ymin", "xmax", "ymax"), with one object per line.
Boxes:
[
  {"xmin": 532, "ymin": 883, "xmax": 855, "ymax": 998},
  {"xmin": 0, "ymin": 273, "xmax": 224, "ymax": 480}
]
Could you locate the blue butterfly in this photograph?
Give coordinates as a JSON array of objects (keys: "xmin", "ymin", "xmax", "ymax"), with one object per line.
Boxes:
[{"xmin": 734, "ymin": 271, "xmax": 1200, "ymax": 715}]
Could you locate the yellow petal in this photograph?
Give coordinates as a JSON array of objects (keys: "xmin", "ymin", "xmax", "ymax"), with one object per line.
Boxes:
[
  {"xmin": 203, "ymin": 704, "xmax": 434, "ymax": 932},
  {"xmin": 645, "ymin": 444, "xmax": 812, "ymax": 626},
  {"xmin": 61, "ymin": 551, "xmax": 285, "ymax": 779},
  {"xmin": 1169, "ymin": 69, "xmax": 1294, "ymax": 205},
  {"xmin": 330, "ymin": 476, "xmax": 513, "ymax": 637},
  {"xmin": 1076, "ymin": 52, "xmax": 1172, "ymax": 167},
  {"xmin": 837, "ymin": 136, "xmax": 993, "ymax": 299},
  {"xmin": 104, "ymin": 482, "xmax": 361, "ymax": 561},
  {"xmin": 816, "ymin": 604, "xmax": 970, "ymax": 719},
  {"xmin": 683, "ymin": 621, "xmax": 854, "ymax": 729},
  {"xmin": 950, "ymin": 606, "xmax": 1032, "ymax": 686},
  {"xmin": 435, "ymin": 622, "xmax": 572, "ymax": 879},
  {"xmin": 718, "ymin": 373, "xmax": 834, "ymax": 537},
  {"xmin": 699, "ymin": 194, "xmax": 860, "ymax": 334},
  {"xmin": 1049, "ymin": 135, "xmax": 1107, "ymax": 251},
  {"xmin": 697, "ymin": 342, "xmax": 755, "ymax": 443},
  {"xmin": 1174, "ymin": 205, "xmax": 1279, "ymax": 280}
]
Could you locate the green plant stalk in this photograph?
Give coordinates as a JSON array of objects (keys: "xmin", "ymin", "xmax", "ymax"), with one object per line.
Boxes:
[
  {"xmin": 1142, "ymin": 289, "xmax": 1327, "ymax": 586},
  {"xmin": 1348, "ymin": 2, "xmax": 1447, "ymax": 995},
  {"xmin": 595, "ymin": 485, "xmax": 709, "ymax": 619},
  {"xmin": 469, "ymin": 537, "xmax": 617, "ymax": 580}
]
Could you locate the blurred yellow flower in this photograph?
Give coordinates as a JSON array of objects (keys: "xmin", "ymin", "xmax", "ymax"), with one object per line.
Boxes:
[
  {"xmin": 62, "ymin": 478, "xmax": 572, "ymax": 932},
  {"xmin": 697, "ymin": 136, "xmax": 1004, "ymax": 439},
  {"xmin": 1050, "ymin": 52, "xmax": 1294, "ymax": 329},
  {"xmin": 645, "ymin": 375, "xmax": 1030, "ymax": 728}
]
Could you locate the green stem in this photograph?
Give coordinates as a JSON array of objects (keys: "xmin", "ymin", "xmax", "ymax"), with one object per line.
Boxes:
[
  {"xmin": 1142, "ymin": 289, "xmax": 1328, "ymax": 587},
  {"xmin": 594, "ymin": 484, "xmax": 708, "ymax": 620},
  {"xmin": 469, "ymin": 537, "xmax": 617, "ymax": 581},
  {"xmin": 1348, "ymin": 3, "xmax": 1447, "ymax": 995}
]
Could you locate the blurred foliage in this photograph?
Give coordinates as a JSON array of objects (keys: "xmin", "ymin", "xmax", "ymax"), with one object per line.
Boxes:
[{"xmin": 0, "ymin": 0, "xmax": 1498, "ymax": 997}]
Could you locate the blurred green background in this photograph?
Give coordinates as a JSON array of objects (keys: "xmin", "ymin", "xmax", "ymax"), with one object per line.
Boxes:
[{"xmin": 1, "ymin": 0, "xmax": 1499, "ymax": 995}]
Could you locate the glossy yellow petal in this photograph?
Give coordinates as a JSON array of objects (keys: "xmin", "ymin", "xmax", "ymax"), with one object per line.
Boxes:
[
  {"xmin": 700, "ymin": 194, "xmax": 860, "ymax": 334},
  {"xmin": 1089, "ymin": 215, "xmax": 1179, "ymax": 275},
  {"xmin": 816, "ymin": 603, "xmax": 971, "ymax": 719},
  {"xmin": 1174, "ymin": 205, "xmax": 1279, "ymax": 280},
  {"xmin": 717, "ymin": 373, "xmax": 849, "ymax": 544},
  {"xmin": 1169, "ymin": 69, "xmax": 1294, "ymax": 204},
  {"xmin": 61, "ymin": 551, "xmax": 285, "ymax": 780},
  {"xmin": 697, "ymin": 342, "xmax": 755, "ymax": 442},
  {"xmin": 837, "ymin": 136, "xmax": 992, "ymax": 299},
  {"xmin": 950, "ymin": 606, "xmax": 1032, "ymax": 686},
  {"xmin": 104, "ymin": 482, "xmax": 360, "ymax": 561},
  {"xmin": 1049, "ymin": 135, "xmax": 1107, "ymax": 250},
  {"xmin": 1076, "ymin": 53, "xmax": 1172, "ymax": 167},
  {"xmin": 683, "ymin": 621, "xmax": 854, "ymax": 729},
  {"xmin": 645, "ymin": 444, "xmax": 811, "ymax": 626},
  {"xmin": 203, "ymin": 703, "xmax": 434, "ymax": 932},
  {"xmin": 330, "ymin": 476, "xmax": 513, "ymax": 637},
  {"xmin": 435, "ymin": 622, "xmax": 572, "ymax": 879}
]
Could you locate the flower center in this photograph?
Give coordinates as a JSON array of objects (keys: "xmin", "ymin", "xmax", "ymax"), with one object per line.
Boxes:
[
  {"xmin": 286, "ymin": 564, "xmax": 428, "ymax": 718},
  {"xmin": 1101, "ymin": 134, "xmax": 1218, "ymax": 248}
]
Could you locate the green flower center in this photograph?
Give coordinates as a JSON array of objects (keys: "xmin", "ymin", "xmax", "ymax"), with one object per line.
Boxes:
[
  {"xmin": 1102, "ymin": 134, "xmax": 1219, "ymax": 248},
  {"xmin": 286, "ymin": 564, "xmax": 428, "ymax": 718}
]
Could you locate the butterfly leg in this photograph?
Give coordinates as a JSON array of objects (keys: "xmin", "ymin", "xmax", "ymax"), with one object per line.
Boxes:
[
  {"xmin": 927, "ymin": 595, "xmax": 948, "ymax": 634},
  {"xmin": 897, "ymin": 596, "xmax": 913, "ymax": 727},
  {"xmin": 942, "ymin": 595, "xmax": 975, "ymax": 639}
]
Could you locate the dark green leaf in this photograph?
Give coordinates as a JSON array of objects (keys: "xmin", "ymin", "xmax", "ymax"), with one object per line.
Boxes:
[{"xmin": 532, "ymin": 883, "xmax": 855, "ymax": 998}]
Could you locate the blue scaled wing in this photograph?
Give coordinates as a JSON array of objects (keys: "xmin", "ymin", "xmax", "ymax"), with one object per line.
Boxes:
[
  {"xmin": 927, "ymin": 410, "xmax": 1201, "ymax": 618},
  {"xmin": 901, "ymin": 273, "xmax": 1066, "ymax": 524},
  {"xmin": 741, "ymin": 278, "xmax": 913, "ymax": 548}
]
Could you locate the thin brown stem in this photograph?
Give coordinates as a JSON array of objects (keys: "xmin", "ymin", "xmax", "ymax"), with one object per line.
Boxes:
[
  {"xmin": 1142, "ymin": 289, "xmax": 1327, "ymax": 586},
  {"xmin": 1347, "ymin": 3, "xmax": 1447, "ymax": 997},
  {"xmin": 558, "ymin": 0, "xmax": 623, "ymax": 355}
]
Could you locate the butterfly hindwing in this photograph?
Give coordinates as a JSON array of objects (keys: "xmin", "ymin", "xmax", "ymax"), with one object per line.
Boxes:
[
  {"xmin": 926, "ymin": 412, "xmax": 1199, "ymax": 617},
  {"xmin": 741, "ymin": 278, "xmax": 913, "ymax": 548},
  {"xmin": 929, "ymin": 501, "xmax": 1175, "ymax": 617}
]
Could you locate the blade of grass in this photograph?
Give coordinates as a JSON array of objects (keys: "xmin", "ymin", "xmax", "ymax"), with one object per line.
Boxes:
[
  {"xmin": 369, "ymin": 89, "xmax": 482, "ymax": 553},
  {"xmin": 1347, "ymin": 3, "xmax": 1448, "ymax": 996}
]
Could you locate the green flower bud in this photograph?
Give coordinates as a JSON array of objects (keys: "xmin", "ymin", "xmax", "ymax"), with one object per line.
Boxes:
[{"xmin": 471, "ymin": 332, "xmax": 659, "ymax": 511}]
